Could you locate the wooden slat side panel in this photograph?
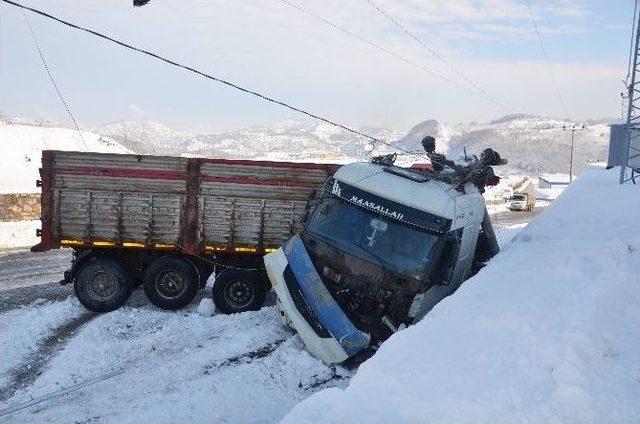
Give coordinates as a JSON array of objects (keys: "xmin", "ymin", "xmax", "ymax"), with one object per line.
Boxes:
[
  {"xmin": 53, "ymin": 151, "xmax": 188, "ymax": 172},
  {"xmin": 57, "ymin": 190, "xmax": 183, "ymax": 244},
  {"xmin": 199, "ymin": 196, "xmax": 305, "ymax": 248},
  {"xmin": 53, "ymin": 175, "xmax": 187, "ymax": 194},
  {"xmin": 200, "ymin": 163, "xmax": 331, "ymax": 183},
  {"xmin": 199, "ymin": 182, "xmax": 313, "ymax": 201}
]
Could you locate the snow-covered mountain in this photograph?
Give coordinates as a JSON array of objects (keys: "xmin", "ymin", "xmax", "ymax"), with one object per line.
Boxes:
[
  {"xmin": 96, "ymin": 119, "xmax": 402, "ymax": 161},
  {"xmin": 0, "ymin": 120, "xmax": 130, "ymax": 193},
  {"xmin": 1, "ymin": 114, "xmax": 611, "ymax": 194},
  {"xmin": 397, "ymin": 114, "xmax": 610, "ymax": 174},
  {"xmin": 95, "ymin": 115, "xmax": 610, "ymax": 174}
]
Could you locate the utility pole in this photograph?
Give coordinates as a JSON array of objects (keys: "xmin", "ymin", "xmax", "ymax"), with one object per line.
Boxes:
[
  {"xmin": 563, "ymin": 124, "xmax": 586, "ymax": 182},
  {"xmin": 621, "ymin": 2, "xmax": 640, "ymax": 184}
]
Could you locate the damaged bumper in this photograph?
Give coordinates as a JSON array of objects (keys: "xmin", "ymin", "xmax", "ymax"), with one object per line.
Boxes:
[{"xmin": 264, "ymin": 235, "xmax": 370, "ymax": 365}]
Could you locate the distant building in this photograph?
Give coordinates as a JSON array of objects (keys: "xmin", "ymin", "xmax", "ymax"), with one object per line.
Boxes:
[{"xmin": 538, "ymin": 173, "xmax": 571, "ymax": 188}]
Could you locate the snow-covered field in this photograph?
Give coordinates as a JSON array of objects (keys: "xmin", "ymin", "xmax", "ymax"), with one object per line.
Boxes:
[{"xmin": 282, "ymin": 165, "xmax": 640, "ymax": 424}]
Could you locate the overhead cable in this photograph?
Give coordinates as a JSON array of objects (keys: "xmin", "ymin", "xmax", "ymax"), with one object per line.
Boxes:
[
  {"xmin": 363, "ymin": 0, "xmax": 509, "ymax": 111},
  {"xmin": 280, "ymin": 0, "xmax": 508, "ymax": 110},
  {"xmin": 1, "ymin": 0, "xmax": 426, "ymax": 159},
  {"xmin": 524, "ymin": 0, "xmax": 570, "ymax": 118},
  {"xmin": 22, "ymin": 10, "xmax": 88, "ymax": 150}
]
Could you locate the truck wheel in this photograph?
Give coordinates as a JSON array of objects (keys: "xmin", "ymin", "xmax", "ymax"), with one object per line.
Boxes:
[
  {"xmin": 74, "ymin": 258, "xmax": 132, "ymax": 312},
  {"xmin": 143, "ymin": 256, "xmax": 199, "ymax": 310},
  {"xmin": 212, "ymin": 269, "xmax": 267, "ymax": 314}
]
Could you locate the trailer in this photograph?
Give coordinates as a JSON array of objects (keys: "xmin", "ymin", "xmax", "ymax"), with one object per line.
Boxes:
[{"xmin": 32, "ymin": 150, "xmax": 338, "ymax": 313}]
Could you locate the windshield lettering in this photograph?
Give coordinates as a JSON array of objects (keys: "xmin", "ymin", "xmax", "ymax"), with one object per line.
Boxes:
[{"xmin": 348, "ymin": 195, "xmax": 404, "ymax": 221}]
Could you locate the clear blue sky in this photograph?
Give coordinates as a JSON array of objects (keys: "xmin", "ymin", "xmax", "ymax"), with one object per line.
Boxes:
[{"xmin": 0, "ymin": 0, "xmax": 635, "ymax": 131}]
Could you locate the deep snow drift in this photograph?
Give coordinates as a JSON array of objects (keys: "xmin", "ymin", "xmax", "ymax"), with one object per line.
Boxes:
[{"xmin": 282, "ymin": 165, "xmax": 640, "ymax": 424}]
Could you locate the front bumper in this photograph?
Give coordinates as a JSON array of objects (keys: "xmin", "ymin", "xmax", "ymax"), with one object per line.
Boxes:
[{"xmin": 264, "ymin": 235, "xmax": 370, "ymax": 365}]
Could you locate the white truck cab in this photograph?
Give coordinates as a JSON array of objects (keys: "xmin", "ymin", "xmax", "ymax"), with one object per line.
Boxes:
[{"xmin": 264, "ymin": 154, "xmax": 501, "ymax": 365}]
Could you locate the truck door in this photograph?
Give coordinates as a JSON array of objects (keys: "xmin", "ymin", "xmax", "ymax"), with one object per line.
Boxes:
[
  {"xmin": 409, "ymin": 229, "xmax": 462, "ymax": 321},
  {"xmin": 449, "ymin": 223, "xmax": 481, "ymax": 290}
]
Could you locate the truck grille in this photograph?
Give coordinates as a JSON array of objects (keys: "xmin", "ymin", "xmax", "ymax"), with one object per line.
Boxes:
[{"xmin": 283, "ymin": 265, "xmax": 331, "ymax": 339}]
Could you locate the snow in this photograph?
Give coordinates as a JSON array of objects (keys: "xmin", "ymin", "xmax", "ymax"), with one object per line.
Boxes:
[
  {"xmin": 196, "ymin": 298, "xmax": 216, "ymax": 317},
  {"xmin": 536, "ymin": 186, "xmax": 566, "ymax": 201},
  {"xmin": 0, "ymin": 297, "xmax": 85, "ymax": 390},
  {"xmin": 0, "ymin": 220, "xmax": 39, "ymax": 249},
  {"xmin": 0, "ymin": 122, "xmax": 130, "ymax": 194},
  {"xmin": 1, "ymin": 300, "xmax": 350, "ymax": 423},
  {"xmin": 494, "ymin": 223, "xmax": 527, "ymax": 248},
  {"xmin": 0, "ymin": 202, "xmax": 530, "ymax": 423},
  {"xmin": 282, "ymin": 165, "xmax": 640, "ymax": 424},
  {"xmin": 539, "ymin": 172, "xmax": 573, "ymax": 184}
]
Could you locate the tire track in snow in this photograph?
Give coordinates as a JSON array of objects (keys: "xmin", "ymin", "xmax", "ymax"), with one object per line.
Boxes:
[{"xmin": 0, "ymin": 312, "xmax": 97, "ymax": 402}]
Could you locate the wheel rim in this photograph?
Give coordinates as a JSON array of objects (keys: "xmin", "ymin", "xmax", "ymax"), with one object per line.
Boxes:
[
  {"xmin": 154, "ymin": 269, "xmax": 187, "ymax": 300},
  {"xmin": 87, "ymin": 271, "xmax": 119, "ymax": 301},
  {"xmin": 223, "ymin": 278, "xmax": 255, "ymax": 309}
]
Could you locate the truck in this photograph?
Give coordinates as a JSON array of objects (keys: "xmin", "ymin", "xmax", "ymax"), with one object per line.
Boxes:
[
  {"xmin": 32, "ymin": 150, "xmax": 338, "ymax": 313},
  {"xmin": 264, "ymin": 140, "xmax": 505, "ymax": 365},
  {"xmin": 508, "ymin": 177, "xmax": 536, "ymax": 211}
]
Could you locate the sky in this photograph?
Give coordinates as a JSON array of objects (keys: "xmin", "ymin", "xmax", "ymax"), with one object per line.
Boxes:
[{"xmin": 0, "ymin": 0, "xmax": 635, "ymax": 132}]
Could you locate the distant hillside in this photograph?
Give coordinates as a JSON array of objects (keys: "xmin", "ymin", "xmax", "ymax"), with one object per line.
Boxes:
[
  {"xmin": 95, "ymin": 115, "xmax": 609, "ymax": 174},
  {"xmin": 1, "ymin": 114, "xmax": 611, "ymax": 195},
  {"xmin": 96, "ymin": 119, "xmax": 402, "ymax": 160},
  {"xmin": 395, "ymin": 115, "xmax": 610, "ymax": 174},
  {"xmin": 0, "ymin": 121, "xmax": 130, "ymax": 193}
]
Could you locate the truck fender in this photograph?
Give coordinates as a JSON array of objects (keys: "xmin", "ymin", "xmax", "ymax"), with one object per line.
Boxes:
[{"xmin": 63, "ymin": 249, "xmax": 97, "ymax": 285}]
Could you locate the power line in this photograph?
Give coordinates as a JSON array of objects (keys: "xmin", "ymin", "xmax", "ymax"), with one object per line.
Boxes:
[
  {"xmin": 524, "ymin": 0, "xmax": 570, "ymax": 119},
  {"xmin": 280, "ymin": 0, "xmax": 507, "ymax": 110},
  {"xmin": 363, "ymin": 0, "xmax": 509, "ymax": 112},
  {"xmin": 21, "ymin": 10, "xmax": 88, "ymax": 150},
  {"xmin": 1, "ymin": 0, "xmax": 428, "ymax": 160}
]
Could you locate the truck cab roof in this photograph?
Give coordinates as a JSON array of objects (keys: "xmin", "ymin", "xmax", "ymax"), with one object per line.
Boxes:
[{"xmin": 332, "ymin": 162, "xmax": 485, "ymax": 231}]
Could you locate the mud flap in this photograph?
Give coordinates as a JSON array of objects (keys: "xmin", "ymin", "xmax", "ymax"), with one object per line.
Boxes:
[{"xmin": 283, "ymin": 235, "xmax": 370, "ymax": 358}]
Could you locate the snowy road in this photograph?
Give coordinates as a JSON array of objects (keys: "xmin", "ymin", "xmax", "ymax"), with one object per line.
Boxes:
[
  {"xmin": 0, "ymin": 217, "xmax": 530, "ymax": 423},
  {"xmin": 0, "ymin": 248, "xmax": 71, "ymax": 291}
]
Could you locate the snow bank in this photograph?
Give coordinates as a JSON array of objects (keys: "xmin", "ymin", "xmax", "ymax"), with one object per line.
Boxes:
[
  {"xmin": 0, "ymin": 220, "xmax": 40, "ymax": 249},
  {"xmin": 494, "ymin": 223, "xmax": 527, "ymax": 248},
  {"xmin": 0, "ymin": 123, "xmax": 129, "ymax": 194},
  {"xmin": 282, "ymin": 165, "xmax": 640, "ymax": 424}
]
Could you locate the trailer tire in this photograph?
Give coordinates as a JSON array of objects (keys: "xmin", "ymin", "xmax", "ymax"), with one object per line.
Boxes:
[
  {"xmin": 143, "ymin": 256, "xmax": 199, "ymax": 310},
  {"xmin": 74, "ymin": 258, "xmax": 132, "ymax": 312},
  {"xmin": 212, "ymin": 269, "xmax": 267, "ymax": 314}
]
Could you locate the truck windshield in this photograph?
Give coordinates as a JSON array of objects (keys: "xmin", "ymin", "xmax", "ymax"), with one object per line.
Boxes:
[
  {"xmin": 512, "ymin": 194, "xmax": 526, "ymax": 201},
  {"xmin": 304, "ymin": 196, "xmax": 440, "ymax": 280}
]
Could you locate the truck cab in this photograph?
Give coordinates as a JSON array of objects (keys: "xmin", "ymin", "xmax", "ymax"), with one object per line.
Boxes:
[
  {"xmin": 264, "ymin": 159, "xmax": 498, "ymax": 364},
  {"xmin": 509, "ymin": 193, "xmax": 529, "ymax": 211}
]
